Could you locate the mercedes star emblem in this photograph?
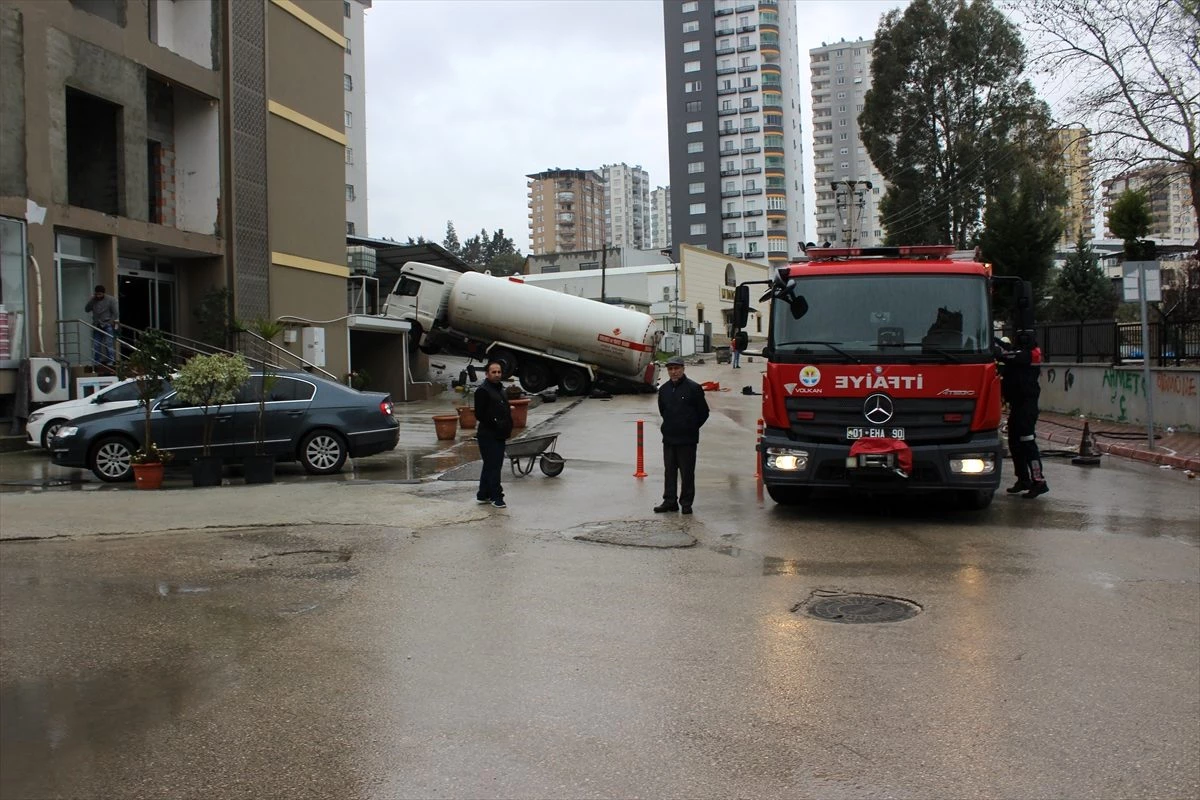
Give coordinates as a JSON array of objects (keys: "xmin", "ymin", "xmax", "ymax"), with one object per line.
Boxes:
[{"xmin": 863, "ymin": 393, "xmax": 894, "ymax": 424}]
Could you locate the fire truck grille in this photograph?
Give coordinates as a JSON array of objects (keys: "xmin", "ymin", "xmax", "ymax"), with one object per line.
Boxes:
[{"xmin": 784, "ymin": 396, "xmax": 978, "ymax": 444}]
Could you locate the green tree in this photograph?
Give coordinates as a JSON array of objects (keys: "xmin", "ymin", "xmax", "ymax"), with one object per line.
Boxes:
[
  {"xmin": 442, "ymin": 221, "xmax": 461, "ymax": 256},
  {"xmin": 1107, "ymin": 188, "xmax": 1152, "ymax": 245},
  {"xmin": 1043, "ymin": 233, "xmax": 1119, "ymax": 322},
  {"xmin": 860, "ymin": 0, "xmax": 1062, "ymax": 248},
  {"xmin": 487, "ymin": 253, "xmax": 525, "ymax": 276}
]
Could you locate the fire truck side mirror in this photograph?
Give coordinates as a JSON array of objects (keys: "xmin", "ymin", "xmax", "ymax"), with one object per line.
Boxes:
[
  {"xmin": 733, "ymin": 285, "xmax": 751, "ymax": 329},
  {"xmin": 734, "ymin": 331, "xmax": 748, "ymax": 352}
]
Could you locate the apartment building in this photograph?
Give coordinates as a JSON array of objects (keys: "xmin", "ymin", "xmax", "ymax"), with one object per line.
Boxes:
[
  {"xmin": 343, "ymin": 0, "xmax": 370, "ymax": 236},
  {"xmin": 809, "ymin": 38, "xmax": 885, "ymax": 247},
  {"xmin": 0, "ymin": 0, "xmax": 353, "ymax": 407},
  {"xmin": 602, "ymin": 163, "xmax": 651, "ymax": 249},
  {"xmin": 1102, "ymin": 164, "xmax": 1198, "ymax": 244},
  {"xmin": 662, "ymin": 0, "xmax": 806, "ymax": 266},
  {"xmin": 1051, "ymin": 126, "xmax": 1094, "ymax": 245},
  {"xmin": 650, "ymin": 185, "xmax": 672, "ymax": 250},
  {"xmin": 526, "ymin": 169, "xmax": 605, "ymax": 255}
]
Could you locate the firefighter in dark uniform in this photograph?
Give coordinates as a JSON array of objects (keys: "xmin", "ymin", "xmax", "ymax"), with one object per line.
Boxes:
[{"xmin": 996, "ymin": 332, "xmax": 1049, "ymax": 498}]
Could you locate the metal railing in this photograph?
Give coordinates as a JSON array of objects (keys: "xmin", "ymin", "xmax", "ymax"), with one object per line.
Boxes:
[{"xmin": 1036, "ymin": 319, "xmax": 1200, "ymax": 367}]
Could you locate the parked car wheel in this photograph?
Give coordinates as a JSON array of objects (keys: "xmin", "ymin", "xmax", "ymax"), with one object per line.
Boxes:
[
  {"xmin": 90, "ymin": 435, "xmax": 136, "ymax": 482},
  {"xmin": 299, "ymin": 429, "xmax": 347, "ymax": 475},
  {"xmin": 40, "ymin": 418, "xmax": 67, "ymax": 450}
]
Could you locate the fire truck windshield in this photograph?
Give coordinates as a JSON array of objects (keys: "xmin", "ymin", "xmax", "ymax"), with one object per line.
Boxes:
[{"xmin": 771, "ymin": 274, "xmax": 991, "ymax": 361}]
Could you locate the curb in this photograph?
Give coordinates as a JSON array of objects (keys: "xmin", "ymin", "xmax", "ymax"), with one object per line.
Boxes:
[{"xmin": 1040, "ymin": 427, "xmax": 1200, "ymax": 472}]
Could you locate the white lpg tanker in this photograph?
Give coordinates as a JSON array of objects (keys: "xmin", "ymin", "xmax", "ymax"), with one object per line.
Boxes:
[{"xmin": 383, "ymin": 262, "xmax": 663, "ymax": 395}]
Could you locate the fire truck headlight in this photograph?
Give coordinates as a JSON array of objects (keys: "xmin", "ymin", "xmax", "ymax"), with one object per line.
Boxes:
[
  {"xmin": 950, "ymin": 455, "xmax": 994, "ymax": 475},
  {"xmin": 766, "ymin": 447, "xmax": 808, "ymax": 471}
]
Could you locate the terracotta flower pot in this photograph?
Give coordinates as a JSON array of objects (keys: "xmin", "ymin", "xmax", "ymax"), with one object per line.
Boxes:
[
  {"xmin": 433, "ymin": 414, "xmax": 459, "ymax": 440},
  {"xmin": 132, "ymin": 461, "xmax": 165, "ymax": 490},
  {"xmin": 456, "ymin": 405, "xmax": 477, "ymax": 429},
  {"xmin": 509, "ymin": 397, "xmax": 531, "ymax": 429}
]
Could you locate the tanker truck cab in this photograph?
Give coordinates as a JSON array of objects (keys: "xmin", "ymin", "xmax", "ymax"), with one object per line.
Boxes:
[
  {"xmin": 732, "ymin": 245, "xmax": 1027, "ymax": 511},
  {"xmin": 385, "ymin": 262, "xmax": 458, "ymax": 338}
]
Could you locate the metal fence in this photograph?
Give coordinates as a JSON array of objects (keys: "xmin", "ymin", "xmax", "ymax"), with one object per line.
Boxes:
[{"xmin": 1036, "ymin": 319, "xmax": 1200, "ymax": 366}]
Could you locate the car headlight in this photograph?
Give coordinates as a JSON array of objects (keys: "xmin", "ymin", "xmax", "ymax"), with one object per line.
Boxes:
[
  {"xmin": 28, "ymin": 411, "xmax": 43, "ymax": 422},
  {"xmin": 766, "ymin": 446, "xmax": 809, "ymax": 471},
  {"xmin": 950, "ymin": 454, "xmax": 995, "ymax": 474},
  {"xmin": 55, "ymin": 426, "xmax": 79, "ymax": 439}
]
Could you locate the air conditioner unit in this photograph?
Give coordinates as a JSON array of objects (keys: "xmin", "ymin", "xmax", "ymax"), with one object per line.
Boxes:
[{"xmin": 29, "ymin": 357, "xmax": 69, "ymax": 403}]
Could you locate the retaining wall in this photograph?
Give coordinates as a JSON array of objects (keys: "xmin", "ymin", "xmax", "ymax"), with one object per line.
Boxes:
[{"xmin": 1040, "ymin": 363, "xmax": 1199, "ymax": 431}]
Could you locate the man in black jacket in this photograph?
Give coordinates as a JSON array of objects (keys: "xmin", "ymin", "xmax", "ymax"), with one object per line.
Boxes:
[
  {"xmin": 474, "ymin": 360, "xmax": 513, "ymax": 508},
  {"xmin": 996, "ymin": 333, "xmax": 1049, "ymax": 499},
  {"xmin": 655, "ymin": 356, "xmax": 710, "ymax": 515}
]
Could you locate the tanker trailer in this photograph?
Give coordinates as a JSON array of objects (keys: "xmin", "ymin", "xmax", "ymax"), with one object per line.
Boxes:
[{"xmin": 383, "ymin": 262, "xmax": 662, "ymax": 395}]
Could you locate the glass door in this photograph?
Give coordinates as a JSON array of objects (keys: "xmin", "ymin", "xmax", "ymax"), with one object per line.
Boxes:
[{"xmin": 55, "ymin": 233, "xmax": 98, "ymax": 365}]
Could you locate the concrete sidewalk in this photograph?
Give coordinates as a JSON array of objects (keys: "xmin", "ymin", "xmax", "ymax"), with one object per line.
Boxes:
[{"xmin": 1037, "ymin": 411, "xmax": 1200, "ymax": 472}]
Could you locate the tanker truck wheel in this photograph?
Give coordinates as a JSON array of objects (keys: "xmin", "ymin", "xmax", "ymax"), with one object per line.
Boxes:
[
  {"xmin": 519, "ymin": 361, "xmax": 551, "ymax": 394},
  {"xmin": 488, "ymin": 348, "xmax": 518, "ymax": 379},
  {"xmin": 558, "ymin": 366, "xmax": 592, "ymax": 396}
]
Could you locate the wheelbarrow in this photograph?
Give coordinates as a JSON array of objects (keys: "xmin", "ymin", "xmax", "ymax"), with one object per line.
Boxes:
[{"xmin": 506, "ymin": 432, "xmax": 565, "ymax": 477}]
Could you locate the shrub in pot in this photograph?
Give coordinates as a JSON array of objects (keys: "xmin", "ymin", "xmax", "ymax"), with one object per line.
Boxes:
[{"xmin": 173, "ymin": 352, "xmax": 250, "ymax": 487}]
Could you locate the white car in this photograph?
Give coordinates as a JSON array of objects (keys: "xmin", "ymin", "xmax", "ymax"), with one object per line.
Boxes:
[{"xmin": 26, "ymin": 379, "xmax": 143, "ymax": 450}]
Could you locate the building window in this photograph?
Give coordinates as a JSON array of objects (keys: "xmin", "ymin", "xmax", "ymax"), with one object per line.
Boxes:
[
  {"xmin": 346, "ymin": 184, "xmax": 355, "ymax": 201},
  {"xmin": 686, "ymin": 121, "xmax": 703, "ymax": 133},
  {"xmin": 344, "ymin": 110, "xmax": 352, "ymax": 128},
  {"xmin": 344, "ymin": 74, "xmax": 353, "ymax": 91},
  {"xmin": 344, "ymin": 1, "xmax": 351, "ymax": 16},
  {"xmin": 687, "ymin": 141, "xmax": 704, "ymax": 153},
  {"xmin": 690, "ymin": 223, "xmax": 707, "ymax": 235},
  {"xmin": 689, "ymin": 203, "xmax": 706, "ymax": 214},
  {"xmin": 682, "ymin": 0, "xmax": 698, "ymax": 12},
  {"xmin": 689, "ymin": 182, "xmax": 705, "ymax": 194},
  {"xmin": 347, "ymin": 220, "xmax": 355, "ymax": 234},
  {"xmin": 685, "ymin": 80, "xmax": 702, "ymax": 92},
  {"xmin": 345, "ymin": 147, "xmax": 353, "ymax": 165},
  {"xmin": 687, "ymin": 162, "xmax": 705, "ymax": 174},
  {"xmin": 684, "ymin": 40, "xmax": 700, "ymax": 53},
  {"xmin": 345, "ymin": 37, "xmax": 351, "ymax": 54},
  {"xmin": 686, "ymin": 101, "xmax": 702, "ymax": 112},
  {"xmin": 684, "ymin": 60, "xmax": 701, "ymax": 73},
  {"xmin": 683, "ymin": 20, "xmax": 699, "ymax": 32}
]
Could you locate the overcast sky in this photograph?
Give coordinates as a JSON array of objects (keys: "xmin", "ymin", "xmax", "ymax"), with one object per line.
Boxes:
[{"xmin": 363, "ymin": 0, "xmax": 912, "ymax": 250}]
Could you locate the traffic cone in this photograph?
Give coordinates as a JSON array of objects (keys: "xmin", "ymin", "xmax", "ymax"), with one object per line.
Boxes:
[{"xmin": 1071, "ymin": 420, "xmax": 1102, "ymax": 466}]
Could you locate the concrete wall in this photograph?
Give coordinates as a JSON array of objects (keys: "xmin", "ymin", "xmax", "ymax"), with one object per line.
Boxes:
[
  {"xmin": 1040, "ymin": 363, "xmax": 1200, "ymax": 431},
  {"xmin": 173, "ymin": 87, "xmax": 219, "ymax": 234}
]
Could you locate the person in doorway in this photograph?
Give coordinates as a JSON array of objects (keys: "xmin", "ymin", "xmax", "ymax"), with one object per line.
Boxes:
[
  {"xmin": 474, "ymin": 359, "xmax": 513, "ymax": 509},
  {"xmin": 995, "ymin": 332, "xmax": 1049, "ymax": 498},
  {"xmin": 654, "ymin": 356, "xmax": 710, "ymax": 515},
  {"xmin": 84, "ymin": 285, "xmax": 119, "ymax": 369},
  {"xmin": 730, "ymin": 335, "xmax": 741, "ymax": 368}
]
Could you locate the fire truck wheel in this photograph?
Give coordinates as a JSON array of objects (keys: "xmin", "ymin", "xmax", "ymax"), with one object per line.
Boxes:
[
  {"xmin": 959, "ymin": 489, "xmax": 994, "ymax": 510},
  {"xmin": 766, "ymin": 486, "xmax": 811, "ymax": 505}
]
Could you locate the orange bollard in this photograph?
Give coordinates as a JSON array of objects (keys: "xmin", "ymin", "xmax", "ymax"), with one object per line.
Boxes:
[
  {"xmin": 754, "ymin": 418, "xmax": 764, "ymax": 478},
  {"xmin": 633, "ymin": 419, "xmax": 648, "ymax": 478}
]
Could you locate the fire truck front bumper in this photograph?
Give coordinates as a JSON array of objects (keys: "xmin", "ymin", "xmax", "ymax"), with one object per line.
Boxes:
[{"xmin": 759, "ymin": 432, "xmax": 1003, "ymax": 493}]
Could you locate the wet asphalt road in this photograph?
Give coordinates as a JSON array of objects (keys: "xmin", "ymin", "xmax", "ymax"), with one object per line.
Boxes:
[{"xmin": 1, "ymin": 362, "xmax": 1198, "ymax": 799}]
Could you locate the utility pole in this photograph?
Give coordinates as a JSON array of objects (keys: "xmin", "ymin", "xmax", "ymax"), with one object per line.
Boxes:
[{"xmin": 831, "ymin": 180, "xmax": 872, "ymax": 246}]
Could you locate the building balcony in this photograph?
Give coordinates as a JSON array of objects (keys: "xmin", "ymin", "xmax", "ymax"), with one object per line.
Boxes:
[
  {"xmin": 767, "ymin": 227, "xmax": 787, "ymax": 237},
  {"xmin": 716, "ymin": 46, "xmax": 736, "ymax": 55},
  {"xmin": 721, "ymin": 211, "xmax": 743, "ymax": 219},
  {"xmin": 763, "ymin": 102, "xmax": 783, "ymax": 114},
  {"xmin": 760, "ymin": 42, "xmax": 780, "ymax": 55},
  {"xmin": 745, "ymin": 250, "xmax": 766, "ymax": 259},
  {"xmin": 737, "ymin": 44, "xmax": 758, "ymax": 52},
  {"xmin": 766, "ymin": 187, "xmax": 787, "ymax": 197},
  {"xmin": 765, "ymin": 123, "xmax": 784, "ymax": 134},
  {"xmin": 759, "ymin": 22, "xmax": 779, "ymax": 33},
  {"xmin": 738, "ymin": 64, "xmax": 758, "ymax": 72},
  {"xmin": 715, "ymin": 27, "xmax": 735, "ymax": 36},
  {"xmin": 718, "ymin": 87, "xmax": 738, "ymax": 95},
  {"xmin": 739, "ymin": 84, "xmax": 759, "ymax": 93},
  {"xmin": 768, "ymin": 247, "xmax": 789, "ymax": 257},
  {"xmin": 741, "ymin": 145, "xmax": 761, "ymax": 154},
  {"xmin": 740, "ymin": 104, "xmax": 760, "ymax": 113},
  {"xmin": 715, "ymin": 6, "xmax": 733, "ymax": 14},
  {"xmin": 721, "ymin": 190, "xmax": 742, "ymax": 198},
  {"xmin": 744, "ymin": 229, "xmax": 764, "ymax": 238},
  {"xmin": 720, "ymin": 129, "xmax": 739, "ymax": 138},
  {"xmin": 718, "ymin": 108, "xmax": 739, "ymax": 116},
  {"xmin": 738, "ymin": 24, "xmax": 756, "ymax": 32},
  {"xmin": 716, "ymin": 67, "xmax": 737, "ymax": 75},
  {"xmin": 721, "ymin": 168, "xmax": 741, "ymax": 177},
  {"xmin": 759, "ymin": 0, "xmax": 778, "ymax": 6},
  {"xmin": 736, "ymin": 3, "xmax": 756, "ymax": 11},
  {"xmin": 725, "ymin": 250, "xmax": 744, "ymax": 258},
  {"xmin": 740, "ymin": 125, "xmax": 761, "ymax": 133},
  {"xmin": 744, "ymin": 209, "xmax": 764, "ymax": 216},
  {"xmin": 723, "ymin": 231, "xmax": 744, "ymax": 239},
  {"xmin": 742, "ymin": 167, "xmax": 762, "ymax": 175},
  {"xmin": 742, "ymin": 188, "xmax": 763, "ymax": 196}
]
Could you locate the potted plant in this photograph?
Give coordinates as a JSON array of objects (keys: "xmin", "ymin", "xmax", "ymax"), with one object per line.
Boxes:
[
  {"xmin": 118, "ymin": 329, "xmax": 176, "ymax": 489},
  {"xmin": 173, "ymin": 352, "xmax": 250, "ymax": 487},
  {"xmin": 505, "ymin": 384, "xmax": 531, "ymax": 429},
  {"xmin": 244, "ymin": 318, "xmax": 286, "ymax": 484},
  {"xmin": 455, "ymin": 384, "xmax": 477, "ymax": 429}
]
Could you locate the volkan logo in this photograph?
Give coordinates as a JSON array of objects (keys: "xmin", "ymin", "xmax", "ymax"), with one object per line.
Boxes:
[{"xmin": 799, "ymin": 366, "xmax": 821, "ymax": 387}]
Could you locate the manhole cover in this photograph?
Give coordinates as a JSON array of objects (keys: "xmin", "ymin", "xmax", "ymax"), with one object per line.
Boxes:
[
  {"xmin": 567, "ymin": 520, "xmax": 696, "ymax": 549},
  {"xmin": 797, "ymin": 592, "xmax": 921, "ymax": 624}
]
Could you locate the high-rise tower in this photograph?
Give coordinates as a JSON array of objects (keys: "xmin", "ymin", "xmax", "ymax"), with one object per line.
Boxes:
[
  {"xmin": 526, "ymin": 169, "xmax": 606, "ymax": 255},
  {"xmin": 343, "ymin": 0, "xmax": 371, "ymax": 236},
  {"xmin": 663, "ymin": 0, "xmax": 805, "ymax": 265},
  {"xmin": 602, "ymin": 163, "xmax": 651, "ymax": 249}
]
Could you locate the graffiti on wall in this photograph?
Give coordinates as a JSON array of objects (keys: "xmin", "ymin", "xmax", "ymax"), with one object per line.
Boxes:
[
  {"xmin": 1156, "ymin": 373, "xmax": 1197, "ymax": 398},
  {"xmin": 1101, "ymin": 369, "xmax": 1147, "ymax": 422}
]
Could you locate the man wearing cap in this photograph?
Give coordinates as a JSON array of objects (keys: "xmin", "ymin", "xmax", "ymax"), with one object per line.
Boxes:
[{"xmin": 655, "ymin": 356, "xmax": 709, "ymax": 515}]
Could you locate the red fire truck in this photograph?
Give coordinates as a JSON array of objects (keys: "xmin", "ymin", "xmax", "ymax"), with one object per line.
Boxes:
[{"xmin": 731, "ymin": 245, "xmax": 1033, "ymax": 510}]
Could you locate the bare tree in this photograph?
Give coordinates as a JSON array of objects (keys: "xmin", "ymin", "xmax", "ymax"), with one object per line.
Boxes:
[{"xmin": 1018, "ymin": 0, "xmax": 1199, "ymax": 241}]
